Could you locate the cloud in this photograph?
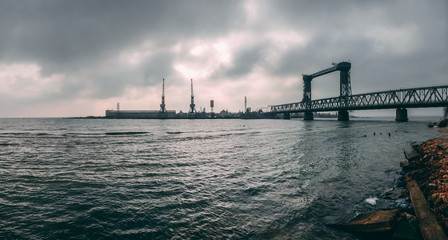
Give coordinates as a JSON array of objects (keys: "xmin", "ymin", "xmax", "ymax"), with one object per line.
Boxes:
[{"xmin": 0, "ymin": 0, "xmax": 446, "ymax": 117}]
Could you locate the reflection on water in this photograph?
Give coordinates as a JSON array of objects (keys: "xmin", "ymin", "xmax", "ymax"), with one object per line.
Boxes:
[{"xmin": 0, "ymin": 118, "xmax": 441, "ymax": 239}]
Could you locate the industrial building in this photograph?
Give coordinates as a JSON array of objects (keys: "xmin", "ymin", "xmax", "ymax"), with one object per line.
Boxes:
[
  {"xmin": 105, "ymin": 110, "xmax": 176, "ymax": 119},
  {"xmin": 105, "ymin": 78, "xmax": 176, "ymax": 119}
]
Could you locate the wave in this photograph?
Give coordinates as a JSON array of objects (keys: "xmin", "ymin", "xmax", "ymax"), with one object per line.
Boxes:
[
  {"xmin": 63, "ymin": 132, "xmax": 104, "ymax": 137},
  {"xmin": 167, "ymin": 131, "xmax": 183, "ymax": 134},
  {"xmin": 0, "ymin": 132, "xmax": 58, "ymax": 137},
  {"xmin": 105, "ymin": 132, "xmax": 148, "ymax": 135},
  {"xmin": 0, "ymin": 143, "xmax": 20, "ymax": 146}
]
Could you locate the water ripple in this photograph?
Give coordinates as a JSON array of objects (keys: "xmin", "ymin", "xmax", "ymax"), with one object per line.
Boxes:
[{"xmin": 0, "ymin": 118, "xmax": 441, "ymax": 239}]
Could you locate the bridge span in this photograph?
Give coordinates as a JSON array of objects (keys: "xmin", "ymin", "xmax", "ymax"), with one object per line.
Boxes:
[{"xmin": 268, "ymin": 62, "xmax": 448, "ymax": 121}]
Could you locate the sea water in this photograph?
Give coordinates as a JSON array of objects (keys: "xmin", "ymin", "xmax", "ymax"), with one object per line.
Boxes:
[{"xmin": 0, "ymin": 118, "xmax": 442, "ymax": 239}]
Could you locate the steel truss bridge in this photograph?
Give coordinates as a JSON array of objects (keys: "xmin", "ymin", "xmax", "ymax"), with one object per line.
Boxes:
[{"xmin": 269, "ymin": 62, "xmax": 448, "ymax": 121}]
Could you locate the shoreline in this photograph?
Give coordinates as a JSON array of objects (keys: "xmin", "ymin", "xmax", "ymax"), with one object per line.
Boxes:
[
  {"xmin": 332, "ymin": 125, "xmax": 448, "ymax": 239},
  {"xmin": 405, "ymin": 133, "xmax": 448, "ymax": 234}
]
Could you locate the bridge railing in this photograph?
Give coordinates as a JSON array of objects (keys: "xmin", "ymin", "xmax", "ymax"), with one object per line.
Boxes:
[{"xmin": 269, "ymin": 85, "xmax": 448, "ymax": 113}]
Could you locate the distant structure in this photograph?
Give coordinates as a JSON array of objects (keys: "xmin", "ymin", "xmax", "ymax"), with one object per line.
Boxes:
[
  {"xmin": 189, "ymin": 79, "xmax": 196, "ymax": 114},
  {"xmin": 160, "ymin": 78, "xmax": 166, "ymax": 113},
  {"xmin": 105, "ymin": 79, "xmax": 175, "ymax": 118},
  {"xmin": 210, "ymin": 100, "xmax": 214, "ymax": 113},
  {"xmin": 269, "ymin": 61, "xmax": 448, "ymax": 122},
  {"xmin": 116, "ymin": 103, "xmax": 120, "ymax": 118},
  {"xmin": 244, "ymin": 96, "xmax": 247, "ymax": 112},
  {"xmin": 106, "ymin": 110, "xmax": 176, "ymax": 118}
]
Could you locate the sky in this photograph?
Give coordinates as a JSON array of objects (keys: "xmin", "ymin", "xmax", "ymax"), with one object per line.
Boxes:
[{"xmin": 0, "ymin": 0, "xmax": 447, "ymax": 118}]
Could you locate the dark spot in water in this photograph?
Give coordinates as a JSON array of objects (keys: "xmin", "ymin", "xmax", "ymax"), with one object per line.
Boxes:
[{"xmin": 105, "ymin": 132, "xmax": 147, "ymax": 135}]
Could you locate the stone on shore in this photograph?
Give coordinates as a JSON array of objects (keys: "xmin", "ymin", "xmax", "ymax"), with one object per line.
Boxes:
[
  {"xmin": 393, "ymin": 214, "xmax": 422, "ymax": 240},
  {"xmin": 408, "ymin": 136, "xmax": 448, "ymax": 234},
  {"xmin": 404, "ymin": 146, "xmax": 420, "ymax": 161}
]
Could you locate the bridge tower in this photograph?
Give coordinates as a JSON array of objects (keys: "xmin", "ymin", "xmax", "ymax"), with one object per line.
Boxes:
[
  {"xmin": 301, "ymin": 62, "xmax": 352, "ymax": 121},
  {"xmin": 302, "ymin": 75, "xmax": 313, "ymax": 120},
  {"xmin": 160, "ymin": 78, "xmax": 166, "ymax": 113},
  {"xmin": 189, "ymin": 79, "xmax": 196, "ymax": 114},
  {"xmin": 338, "ymin": 62, "xmax": 351, "ymax": 121}
]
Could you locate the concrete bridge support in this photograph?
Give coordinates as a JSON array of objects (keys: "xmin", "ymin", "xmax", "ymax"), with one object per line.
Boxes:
[
  {"xmin": 395, "ymin": 108, "xmax": 408, "ymax": 122},
  {"xmin": 337, "ymin": 110, "xmax": 349, "ymax": 121},
  {"xmin": 283, "ymin": 113, "xmax": 291, "ymax": 120},
  {"xmin": 304, "ymin": 111, "xmax": 314, "ymax": 120}
]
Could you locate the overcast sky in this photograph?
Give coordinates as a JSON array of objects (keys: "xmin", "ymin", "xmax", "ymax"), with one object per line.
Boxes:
[{"xmin": 0, "ymin": 0, "xmax": 447, "ymax": 117}]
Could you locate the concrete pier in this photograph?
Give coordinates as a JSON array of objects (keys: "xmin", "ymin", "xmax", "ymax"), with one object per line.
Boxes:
[
  {"xmin": 337, "ymin": 110, "xmax": 349, "ymax": 121},
  {"xmin": 395, "ymin": 108, "xmax": 408, "ymax": 122},
  {"xmin": 304, "ymin": 111, "xmax": 314, "ymax": 120},
  {"xmin": 283, "ymin": 113, "xmax": 290, "ymax": 120}
]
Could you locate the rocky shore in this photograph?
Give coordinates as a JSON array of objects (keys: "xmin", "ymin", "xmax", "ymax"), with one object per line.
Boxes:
[
  {"xmin": 406, "ymin": 135, "xmax": 448, "ymax": 234},
  {"xmin": 332, "ymin": 126, "xmax": 448, "ymax": 239}
]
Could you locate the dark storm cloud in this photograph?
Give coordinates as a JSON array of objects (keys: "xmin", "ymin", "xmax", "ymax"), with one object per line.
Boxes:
[
  {"xmin": 0, "ymin": 0, "xmax": 244, "ymax": 73},
  {"xmin": 261, "ymin": 0, "xmax": 448, "ymax": 97},
  {"xmin": 216, "ymin": 43, "xmax": 268, "ymax": 78},
  {"xmin": 89, "ymin": 50, "xmax": 175, "ymax": 99},
  {"xmin": 0, "ymin": 0, "xmax": 447, "ymax": 116},
  {"xmin": 0, "ymin": 0, "xmax": 246, "ymax": 108}
]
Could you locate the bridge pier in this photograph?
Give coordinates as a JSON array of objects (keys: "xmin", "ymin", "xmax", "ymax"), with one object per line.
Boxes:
[
  {"xmin": 283, "ymin": 113, "xmax": 290, "ymax": 120},
  {"xmin": 337, "ymin": 110, "xmax": 349, "ymax": 121},
  {"xmin": 304, "ymin": 111, "xmax": 313, "ymax": 120},
  {"xmin": 395, "ymin": 108, "xmax": 408, "ymax": 122}
]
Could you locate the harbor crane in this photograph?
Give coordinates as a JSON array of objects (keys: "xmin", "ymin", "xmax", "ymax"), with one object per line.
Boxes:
[
  {"xmin": 189, "ymin": 79, "xmax": 196, "ymax": 114},
  {"xmin": 160, "ymin": 78, "xmax": 166, "ymax": 113}
]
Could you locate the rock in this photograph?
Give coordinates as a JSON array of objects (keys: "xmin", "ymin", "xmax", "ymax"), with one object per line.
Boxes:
[
  {"xmin": 404, "ymin": 146, "xmax": 420, "ymax": 161},
  {"xmin": 438, "ymin": 118, "xmax": 447, "ymax": 128},
  {"xmin": 401, "ymin": 159, "xmax": 420, "ymax": 171},
  {"xmin": 399, "ymin": 190, "xmax": 409, "ymax": 198},
  {"xmin": 395, "ymin": 198, "xmax": 412, "ymax": 209},
  {"xmin": 393, "ymin": 215, "xmax": 422, "ymax": 240},
  {"xmin": 401, "ymin": 160, "xmax": 410, "ymax": 168}
]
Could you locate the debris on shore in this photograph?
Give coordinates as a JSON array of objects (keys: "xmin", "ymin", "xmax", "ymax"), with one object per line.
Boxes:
[
  {"xmin": 407, "ymin": 179, "xmax": 446, "ymax": 239},
  {"xmin": 428, "ymin": 118, "xmax": 448, "ymax": 128},
  {"xmin": 330, "ymin": 209, "xmax": 421, "ymax": 239},
  {"xmin": 438, "ymin": 119, "xmax": 448, "ymax": 128},
  {"xmin": 330, "ymin": 209, "xmax": 400, "ymax": 234},
  {"xmin": 407, "ymin": 136, "xmax": 448, "ymax": 234},
  {"xmin": 331, "ymin": 135, "xmax": 448, "ymax": 239}
]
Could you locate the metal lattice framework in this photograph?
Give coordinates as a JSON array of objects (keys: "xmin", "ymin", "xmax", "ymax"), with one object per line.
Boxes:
[
  {"xmin": 302, "ymin": 62, "xmax": 352, "ymax": 110},
  {"xmin": 270, "ymin": 85, "xmax": 448, "ymax": 113}
]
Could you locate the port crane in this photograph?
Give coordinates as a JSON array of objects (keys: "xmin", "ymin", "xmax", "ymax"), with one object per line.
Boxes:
[
  {"xmin": 160, "ymin": 78, "xmax": 166, "ymax": 113},
  {"xmin": 189, "ymin": 79, "xmax": 196, "ymax": 114}
]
